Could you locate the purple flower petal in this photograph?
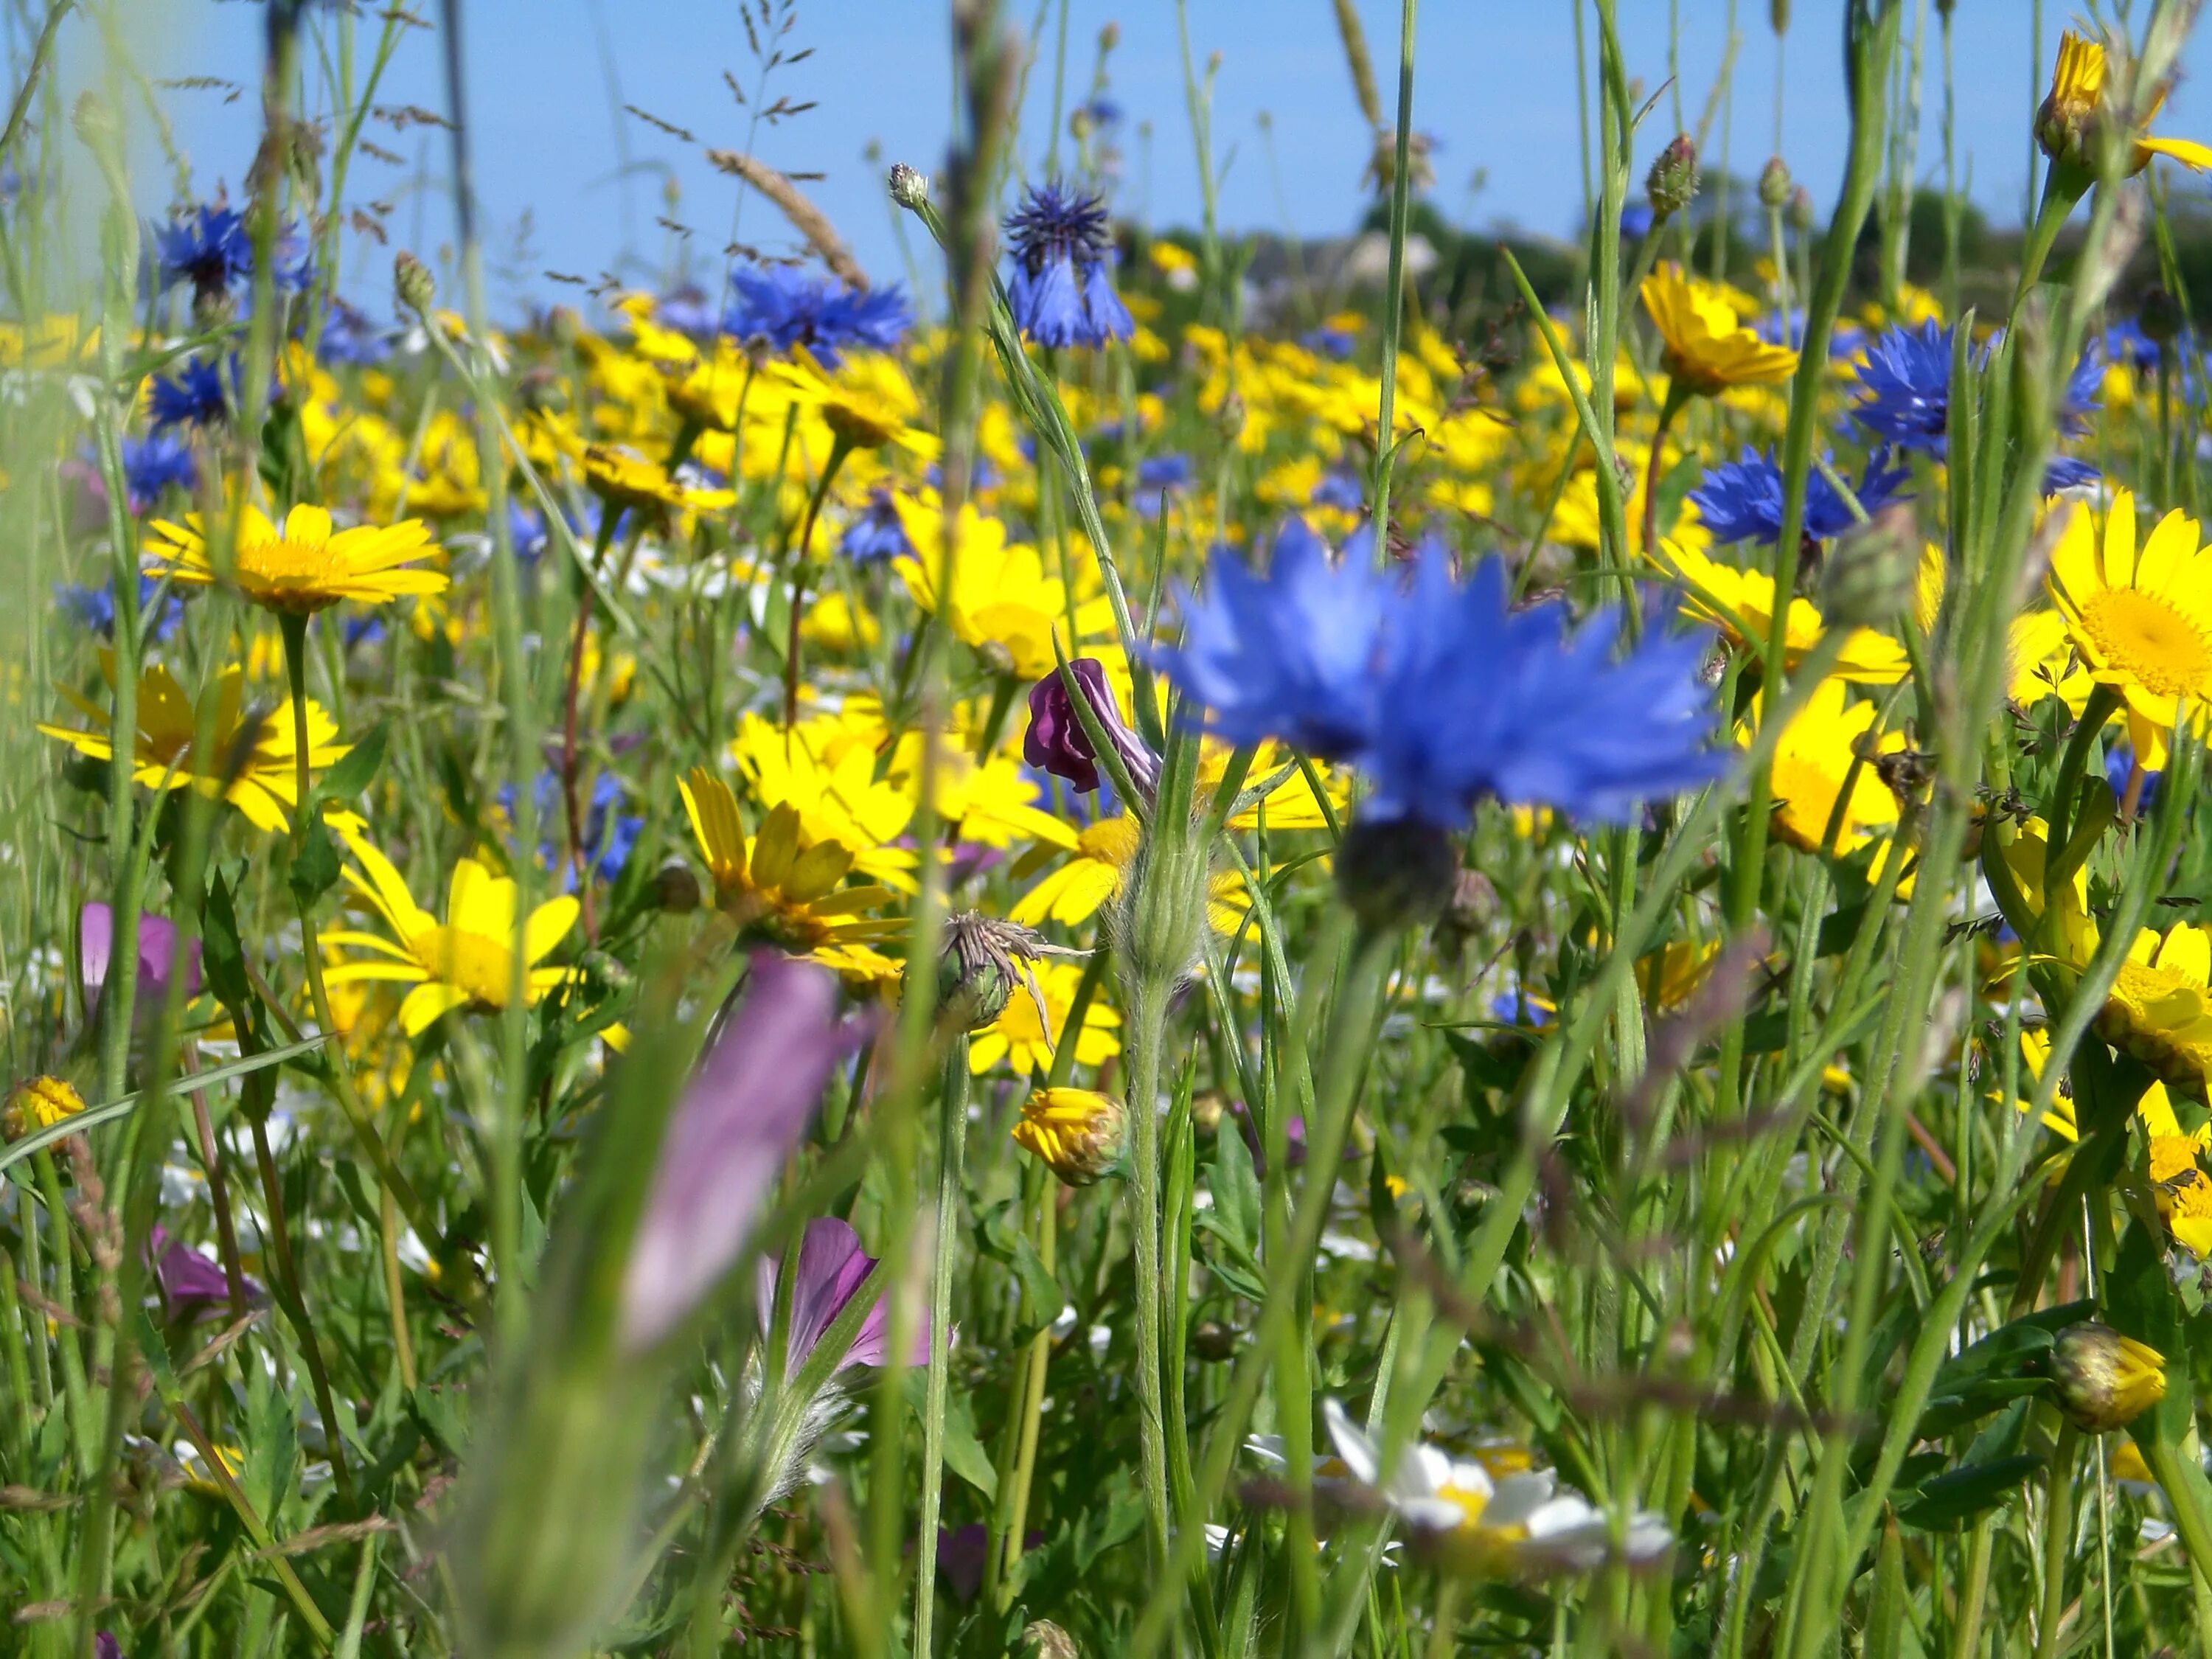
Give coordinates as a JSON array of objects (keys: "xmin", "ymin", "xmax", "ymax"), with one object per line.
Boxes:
[
  {"xmin": 82, "ymin": 901, "xmax": 202, "ymax": 1007},
  {"xmin": 621, "ymin": 953, "xmax": 869, "ymax": 1352}
]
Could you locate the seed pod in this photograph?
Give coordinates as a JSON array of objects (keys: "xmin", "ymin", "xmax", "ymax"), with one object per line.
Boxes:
[
  {"xmin": 1759, "ymin": 156, "xmax": 1793, "ymax": 211},
  {"xmin": 1023, "ymin": 1621, "xmax": 1080, "ymax": 1659},
  {"xmin": 1821, "ymin": 505, "xmax": 1919, "ymax": 630},
  {"xmin": 2142, "ymin": 285, "xmax": 2184, "ymax": 347},
  {"xmin": 653, "ymin": 861, "xmax": 702, "ymax": 915},
  {"xmin": 1646, "ymin": 134, "xmax": 1700, "ymax": 221},
  {"xmin": 394, "ymin": 250, "xmax": 437, "ymax": 318},
  {"xmin": 888, "ymin": 164, "xmax": 931, "ymax": 209},
  {"xmin": 1336, "ymin": 816, "xmax": 1460, "ymax": 933}
]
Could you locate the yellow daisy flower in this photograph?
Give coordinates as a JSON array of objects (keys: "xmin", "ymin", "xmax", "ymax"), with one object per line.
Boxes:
[
  {"xmin": 145, "ymin": 502, "xmax": 446, "ymax": 615},
  {"xmin": 771, "ymin": 348, "xmax": 941, "ymax": 456},
  {"xmin": 2094, "ymin": 921, "xmax": 2212, "ymax": 1088},
  {"xmin": 1012, "ymin": 813, "xmax": 1248, "ymax": 934},
  {"xmin": 2045, "ymin": 491, "xmax": 2212, "ymax": 769},
  {"xmin": 1657, "ymin": 538, "xmax": 1908, "ymax": 684},
  {"xmin": 970, "ymin": 958, "xmax": 1120, "ymax": 1079},
  {"xmin": 1752, "ymin": 676, "xmax": 1904, "ymax": 856},
  {"xmin": 1641, "ymin": 262, "xmax": 1798, "ymax": 394},
  {"xmin": 892, "ymin": 496, "xmax": 1115, "ymax": 679},
  {"xmin": 727, "ymin": 712, "xmax": 918, "ymax": 890},
  {"xmin": 679, "ymin": 768, "xmax": 903, "ymax": 964},
  {"xmin": 39, "ymin": 659, "xmax": 347, "ymax": 834},
  {"xmin": 322, "ymin": 835, "xmax": 582, "ymax": 1037},
  {"xmin": 582, "ymin": 444, "xmax": 734, "ymax": 515}
]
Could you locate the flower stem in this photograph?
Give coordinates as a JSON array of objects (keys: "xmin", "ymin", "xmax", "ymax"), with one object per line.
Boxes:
[
  {"xmin": 276, "ymin": 611, "xmax": 358, "ymax": 1510},
  {"xmin": 1642, "ymin": 381, "xmax": 1689, "ymax": 558},
  {"xmin": 1124, "ymin": 968, "xmax": 1176, "ymax": 1579},
  {"xmin": 911, "ymin": 1036, "xmax": 970, "ymax": 1658},
  {"xmin": 2033, "ymin": 1422, "xmax": 2080, "ymax": 1659},
  {"xmin": 785, "ymin": 434, "xmax": 854, "ymax": 730}
]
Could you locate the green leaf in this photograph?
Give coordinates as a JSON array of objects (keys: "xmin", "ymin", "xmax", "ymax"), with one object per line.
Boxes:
[
  {"xmin": 313, "ymin": 718, "xmax": 389, "ymax": 807},
  {"xmin": 1210, "ymin": 1116, "xmax": 1261, "ymax": 1256},
  {"xmin": 906, "ymin": 1370, "xmax": 996, "ymax": 1495},
  {"xmin": 1896, "ymin": 1453, "xmax": 2042, "ymax": 1531},
  {"xmin": 202, "ymin": 866, "xmax": 251, "ymax": 1013},
  {"xmin": 288, "ymin": 813, "xmax": 343, "ymax": 908}
]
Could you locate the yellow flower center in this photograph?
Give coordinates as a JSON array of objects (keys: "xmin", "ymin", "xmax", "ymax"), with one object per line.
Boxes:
[
  {"xmin": 1077, "ymin": 816, "xmax": 1142, "ymax": 867},
  {"xmin": 236, "ymin": 533, "xmax": 346, "ymax": 611},
  {"xmin": 2079, "ymin": 588, "xmax": 2212, "ymax": 699},
  {"xmin": 412, "ymin": 925, "xmax": 516, "ymax": 1007},
  {"xmin": 1432, "ymin": 1481, "xmax": 1497, "ymax": 1532}
]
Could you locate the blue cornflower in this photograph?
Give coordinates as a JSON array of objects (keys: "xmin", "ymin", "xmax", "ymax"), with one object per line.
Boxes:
[
  {"xmin": 1153, "ymin": 517, "xmax": 1393, "ymax": 762},
  {"xmin": 318, "ymin": 299, "xmax": 389, "ymax": 365},
  {"xmin": 1004, "ymin": 184, "xmax": 1133, "ymax": 349},
  {"xmin": 655, "ymin": 283, "xmax": 719, "ymax": 341},
  {"xmin": 841, "ymin": 484, "xmax": 914, "ymax": 564},
  {"xmin": 2056, "ymin": 338, "xmax": 2104, "ymax": 439},
  {"xmin": 55, "ymin": 576, "xmax": 183, "ymax": 642},
  {"xmin": 507, "ymin": 499, "xmax": 552, "ymax": 565},
  {"xmin": 269, "ymin": 224, "xmax": 316, "ymax": 294},
  {"xmin": 1154, "ymin": 525, "xmax": 1721, "ymax": 827},
  {"xmin": 2105, "ymin": 318, "xmax": 2162, "ymax": 372},
  {"xmin": 2108, "ymin": 742, "xmax": 2163, "ymax": 804},
  {"xmin": 1136, "ymin": 453, "xmax": 1192, "ymax": 515},
  {"xmin": 1857, "ymin": 320, "xmax": 2100, "ymax": 453},
  {"xmin": 119, "ymin": 433, "xmax": 198, "ymax": 512},
  {"xmin": 1851, "ymin": 320, "xmax": 1957, "ymax": 453},
  {"xmin": 147, "ymin": 355, "xmax": 237, "ymax": 431},
  {"xmin": 1688, "ymin": 446, "xmax": 1910, "ymax": 546},
  {"xmin": 1312, "ymin": 468, "xmax": 1365, "ymax": 512},
  {"xmin": 1080, "ymin": 97, "xmax": 1123, "ymax": 128},
  {"xmin": 154, "ymin": 204, "xmax": 251, "ymax": 301},
  {"xmin": 1301, "ymin": 324, "xmax": 1357, "ymax": 361},
  {"xmin": 498, "ymin": 772, "xmax": 642, "ymax": 888},
  {"xmin": 723, "ymin": 265, "xmax": 911, "ymax": 367},
  {"xmin": 1618, "ymin": 203, "xmax": 1655, "ymax": 242},
  {"xmin": 2045, "ymin": 454, "xmax": 2101, "ymax": 493}
]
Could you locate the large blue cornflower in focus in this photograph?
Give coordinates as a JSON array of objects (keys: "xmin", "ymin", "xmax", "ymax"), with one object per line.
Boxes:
[
  {"xmin": 1152, "ymin": 518, "xmax": 1392, "ymax": 762},
  {"xmin": 723, "ymin": 266, "xmax": 911, "ymax": 367},
  {"xmin": 1851, "ymin": 320, "xmax": 1956, "ymax": 453},
  {"xmin": 1155, "ymin": 526, "xmax": 1720, "ymax": 827},
  {"xmin": 1004, "ymin": 184, "xmax": 1133, "ymax": 349},
  {"xmin": 155, "ymin": 204, "xmax": 251, "ymax": 302},
  {"xmin": 1855, "ymin": 320, "xmax": 2101, "ymax": 454},
  {"xmin": 1689, "ymin": 446, "xmax": 1910, "ymax": 546}
]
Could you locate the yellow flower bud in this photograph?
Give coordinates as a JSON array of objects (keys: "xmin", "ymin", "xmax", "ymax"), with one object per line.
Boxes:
[
  {"xmin": 1013, "ymin": 1088, "xmax": 1128, "ymax": 1187},
  {"xmin": 5, "ymin": 1076, "xmax": 86, "ymax": 1140},
  {"xmin": 2049, "ymin": 1323, "xmax": 2165, "ymax": 1433}
]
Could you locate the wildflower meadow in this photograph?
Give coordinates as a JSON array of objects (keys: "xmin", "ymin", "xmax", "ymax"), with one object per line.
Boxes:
[{"xmin": 15, "ymin": 0, "xmax": 2212, "ymax": 1652}]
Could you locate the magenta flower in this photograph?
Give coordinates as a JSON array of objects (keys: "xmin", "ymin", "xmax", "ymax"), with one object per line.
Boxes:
[
  {"xmin": 756, "ymin": 1216, "xmax": 931, "ymax": 1380},
  {"xmin": 83, "ymin": 900, "xmax": 201, "ymax": 1009},
  {"xmin": 621, "ymin": 953, "xmax": 870, "ymax": 1352},
  {"xmin": 1023, "ymin": 657, "xmax": 1160, "ymax": 798},
  {"xmin": 148, "ymin": 1224, "xmax": 259, "ymax": 1315}
]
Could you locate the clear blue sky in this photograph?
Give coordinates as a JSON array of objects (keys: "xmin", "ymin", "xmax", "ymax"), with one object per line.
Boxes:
[{"xmin": 66, "ymin": 1, "xmax": 2212, "ymax": 316}]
